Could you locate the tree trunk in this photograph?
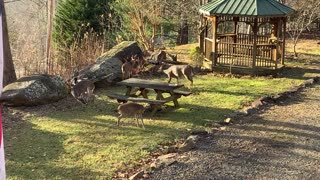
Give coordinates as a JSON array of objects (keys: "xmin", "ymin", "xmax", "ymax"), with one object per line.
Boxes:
[
  {"xmin": 46, "ymin": 0, "xmax": 54, "ymax": 74},
  {"xmin": 293, "ymin": 41, "xmax": 298, "ymax": 58},
  {"xmin": 176, "ymin": 18, "xmax": 188, "ymax": 45},
  {"xmin": 1, "ymin": 0, "xmax": 16, "ymax": 86}
]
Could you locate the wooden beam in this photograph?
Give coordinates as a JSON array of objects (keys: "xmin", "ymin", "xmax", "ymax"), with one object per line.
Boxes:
[
  {"xmin": 282, "ymin": 18, "xmax": 286, "ymax": 65},
  {"xmin": 252, "ymin": 18, "xmax": 258, "ymax": 75},
  {"xmin": 212, "ymin": 16, "xmax": 218, "ymax": 69}
]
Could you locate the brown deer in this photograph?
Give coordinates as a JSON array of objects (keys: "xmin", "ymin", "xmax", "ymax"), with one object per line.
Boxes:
[
  {"xmin": 122, "ymin": 55, "xmax": 146, "ymax": 79},
  {"xmin": 71, "ymin": 80, "xmax": 95, "ymax": 104},
  {"xmin": 70, "ymin": 73, "xmax": 113, "ymax": 104},
  {"xmin": 131, "ymin": 54, "xmax": 146, "ymax": 75},
  {"xmin": 163, "ymin": 65, "xmax": 194, "ymax": 88},
  {"xmin": 121, "ymin": 60, "xmax": 133, "ymax": 80},
  {"xmin": 117, "ymin": 102, "xmax": 145, "ymax": 129}
]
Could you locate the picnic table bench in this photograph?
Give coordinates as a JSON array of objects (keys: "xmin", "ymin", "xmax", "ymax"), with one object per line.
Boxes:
[{"xmin": 107, "ymin": 78, "xmax": 192, "ymax": 115}]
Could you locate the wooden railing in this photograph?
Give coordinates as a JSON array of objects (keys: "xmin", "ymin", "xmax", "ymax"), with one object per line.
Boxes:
[
  {"xmin": 217, "ymin": 42, "xmax": 277, "ymax": 68},
  {"xmin": 204, "ymin": 35, "xmax": 282, "ymax": 69},
  {"xmin": 237, "ymin": 33, "xmax": 270, "ymax": 44}
]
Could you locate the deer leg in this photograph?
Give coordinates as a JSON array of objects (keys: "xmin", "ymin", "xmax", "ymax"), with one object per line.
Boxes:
[
  {"xmin": 168, "ymin": 77, "xmax": 172, "ymax": 83},
  {"xmin": 184, "ymin": 74, "xmax": 193, "ymax": 89},
  {"xmin": 140, "ymin": 115, "xmax": 145, "ymax": 129},
  {"xmin": 79, "ymin": 93, "xmax": 88, "ymax": 104},
  {"xmin": 135, "ymin": 115, "xmax": 140, "ymax": 127},
  {"xmin": 117, "ymin": 115, "xmax": 123, "ymax": 127}
]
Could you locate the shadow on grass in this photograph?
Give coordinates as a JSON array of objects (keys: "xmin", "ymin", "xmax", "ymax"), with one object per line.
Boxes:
[
  {"xmin": 4, "ymin": 118, "xmax": 104, "ymax": 179},
  {"xmin": 156, "ymin": 103, "xmax": 233, "ymax": 126},
  {"xmin": 280, "ymin": 66, "xmax": 320, "ymax": 80}
]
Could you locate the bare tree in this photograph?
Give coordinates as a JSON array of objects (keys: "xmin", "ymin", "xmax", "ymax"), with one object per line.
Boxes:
[
  {"xmin": 46, "ymin": 0, "xmax": 54, "ymax": 74},
  {"xmin": 6, "ymin": 0, "xmax": 48, "ymax": 77},
  {"xmin": 161, "ymin": 0, "xmax": 204, "ymax": 45},
  {"xmin": 287, "ymin": 0, "xmax": 320, "ymax": 57},
  {"xmin": 112, "ymin": 0, "xmax": 162, "ymax": 51}
]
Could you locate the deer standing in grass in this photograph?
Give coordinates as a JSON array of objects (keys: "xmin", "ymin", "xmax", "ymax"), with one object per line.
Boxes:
[
  {"xmin": 70, "ymin": 73, "xmax": 113, "ymax": 104},
  {"xmin": 117, "ymin": 102, "xmax": 145, "ymax": 129},
  {"xmin": 163, "ymin": 65, "xmax": 194, "ymax": 88}
]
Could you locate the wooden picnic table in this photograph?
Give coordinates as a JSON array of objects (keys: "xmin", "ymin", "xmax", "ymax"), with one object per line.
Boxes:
[{"xmin": 107, "ymin": 78, "xmax": 192, "ymax": 115}]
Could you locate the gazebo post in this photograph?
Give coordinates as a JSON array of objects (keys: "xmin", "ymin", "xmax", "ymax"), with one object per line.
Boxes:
[
  {"xmin": 211, "ymin": 16, "xmax": 218, "ymax": 69},
  {"xmin": 199, "ymin": 15, "xmax": 205, "ymax": 53},
  {"xmin": 233, "ymin": 17, "xmax": 238, "ymax": 55},
  {"xmin": 282, "ymin": 17, "xmax": 287, "ymax": 65},
  {"xmin": 270, "ymin": 19, "xmax": 279, "ymax": 63},
  {"xmin": 233, "ymin": 17, "xmax": 238, "ymax": 44},
  {"xmin": 252, "ymin": 18, "xmax": 258, "ymax": 75}
]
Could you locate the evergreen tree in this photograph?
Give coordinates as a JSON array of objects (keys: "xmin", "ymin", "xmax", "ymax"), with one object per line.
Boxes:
[{"xmin": 53, "ymin": 0, "xmax": 112, "ymax": 48}]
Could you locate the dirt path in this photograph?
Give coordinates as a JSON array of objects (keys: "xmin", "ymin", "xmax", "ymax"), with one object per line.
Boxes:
[{"xmin": 150, "ymin": 85, "xmax": 320, "ymax": 179}]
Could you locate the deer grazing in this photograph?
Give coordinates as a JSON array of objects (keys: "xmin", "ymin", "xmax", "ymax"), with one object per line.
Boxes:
[
  {"xmin": 163, "ymin": 65, "xmax": 194, "ymax": 88},
  {"xmin": 71, "ymin": 80, "xmax": 95, "ymax": 104},
  {"xmin": 70, "ymin": 73, "xmax": 113, "ymax": 104},
  {"xmin": 117, "ymin": 102, "xmax": 145, "ymax": 129}
]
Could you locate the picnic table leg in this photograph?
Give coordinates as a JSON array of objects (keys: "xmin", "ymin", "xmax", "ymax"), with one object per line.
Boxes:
[
  {"xmin": 170, "ymin": 91, "xmax": 180, "ymax": 107},
  {"xmin": 140, "ymin": 88, "xmax": 149, "ymax": 99},
  {"xmin": 155, "ymin": 90, "xmax": 165, "ymax": 100},
  {"xmin": 125, "ymin": 86, "xmax": 132, "ymax": 96},
  {"xmin": 150, "ymin": 104, "xmax": 161, "ymax": 116}
]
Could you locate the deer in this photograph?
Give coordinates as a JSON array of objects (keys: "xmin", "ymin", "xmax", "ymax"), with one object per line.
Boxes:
[
  {"xmin": 117, "ymin": 102, "xmax": 145, "ymax": 129},
  {"xmin": 70, "ymin": 72, "xmax": 114, "ymax": 104},
  {"xmin": 131, "ymin": 54, "xmax": 146, "ymax": 75},
  {"xmin": 71, "ymin": 80, "xmax": 95, "ymax": 104},
  {"xmin": 163, "ymin": 64, "xmax": 194, "ymax": 89},
  {"xmin": 121, "ymin": 58, "xmax": 133, "ymax": 80},
  {"xmin": 122, "ymin": 55, "xmax": 146, "ymax": 79}
]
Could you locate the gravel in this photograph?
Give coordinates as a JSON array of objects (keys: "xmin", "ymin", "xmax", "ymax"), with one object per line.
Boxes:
[{"xmin": 150, "ymin": 85, "xmax": 320, "ymax": 180}]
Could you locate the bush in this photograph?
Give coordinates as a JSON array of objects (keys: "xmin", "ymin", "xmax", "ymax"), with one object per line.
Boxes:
[{"xmin": 189, "ymin": 46, "xmax": 203, "ymax": 67}]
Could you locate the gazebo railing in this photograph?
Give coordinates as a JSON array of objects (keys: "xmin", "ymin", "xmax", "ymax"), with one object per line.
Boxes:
[
  {"xmin": 217, "ymin": 33, "xmax": 270, "ymax": 44},
  {"xmin": 204, "ymin": 38, "xmax": 280, "ymax": 68},
  {"xmin": 237, "ymin": 33, "xmax": 270, "ymax": 45},
  {"xmin": 217, "ymin": 42, "xmax": 277, "ymax": 68}
]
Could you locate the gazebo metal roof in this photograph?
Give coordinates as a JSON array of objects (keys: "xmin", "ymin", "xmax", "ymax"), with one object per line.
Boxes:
[{"xmin": 199, "ymin": 0, "xmax": 295, "ymax": 17}]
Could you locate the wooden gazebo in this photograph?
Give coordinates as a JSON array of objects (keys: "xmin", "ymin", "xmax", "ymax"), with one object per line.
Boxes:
[{"xmin": 199, "ymin": 0, "xmax": 294, "ymax": 75}]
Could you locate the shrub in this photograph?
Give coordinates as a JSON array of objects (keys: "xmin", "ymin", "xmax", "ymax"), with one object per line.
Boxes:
[{"xmin": 189, "ymin": 46, "xmax": 203, "ymax": 67}]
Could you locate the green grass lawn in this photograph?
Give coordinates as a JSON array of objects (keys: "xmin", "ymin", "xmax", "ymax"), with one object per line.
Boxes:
[
  {"xmin": 4, "ymin": 74, "xmax": 310, "ymax": 179},
  {"xmin": 4, "ymin": 41, "xmax": 320, "ymax": 179}
]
